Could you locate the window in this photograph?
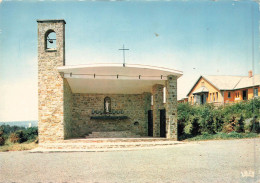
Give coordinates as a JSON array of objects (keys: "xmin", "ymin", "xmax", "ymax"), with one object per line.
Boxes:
[
  {"xmin": 235, "ymin": 92, "xmax": 240, "ymax": 98},
  {"xmin": 254, "ymin": 88, "xmax": 258, "ymax": 97},
  {"xmin": 213, "ymin": 93, "xmax": 215, "ymax": 102},
  {"xmin": 216, "ymin": 92, "xmax": 218, "ymax": 101},
  {"xmin": 228, "ymin": 92, "xmax": 231, "ymax": 98},
  {"xmin": 151, "ymin": 95, "xmax": 153, "ymax": 105},
  {"xmin": 45, "ymin": 30, "xmax": 56, "ymax": 50}
]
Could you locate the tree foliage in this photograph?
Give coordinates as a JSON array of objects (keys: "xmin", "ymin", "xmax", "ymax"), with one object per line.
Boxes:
[
  {"xmin": 0, "ymin": 126, "xmax": 5, "ymax": 146},
  {"xmin": 0, "ymin": 125, "xmax": 38, "ymax": 144},
  {"xmin": 178, "ymin": 98, "xmax": 260, "ymax": 140}
]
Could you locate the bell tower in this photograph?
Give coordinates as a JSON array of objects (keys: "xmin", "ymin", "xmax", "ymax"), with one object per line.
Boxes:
[{"xmin": 37, "ymin": 19, "xmax": 72, "ymax": 143}]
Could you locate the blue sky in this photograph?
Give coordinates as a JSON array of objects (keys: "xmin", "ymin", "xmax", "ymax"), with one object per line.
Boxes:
[{"xmin": 0, "ymin": 0, "xmax": 259, "ymax": 121}]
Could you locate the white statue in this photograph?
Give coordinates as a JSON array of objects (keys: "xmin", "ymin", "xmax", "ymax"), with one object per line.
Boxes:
[{"xmin": 105, "ymin": 100, "xmax": 109, "ymax": 113}]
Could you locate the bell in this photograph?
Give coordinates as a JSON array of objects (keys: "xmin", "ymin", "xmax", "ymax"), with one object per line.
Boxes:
[{"xmin": 49, "ymin": 40, "xmax": 53, "ymax": 43}]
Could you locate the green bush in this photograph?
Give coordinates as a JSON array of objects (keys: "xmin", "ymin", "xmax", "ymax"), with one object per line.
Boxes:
[
  {"xmin": 187, "ymin": 132, "xmax": 258, "ymax": 141},
  {"xmin": 222, "ymin": 115, "xmax": 237, "ymax": 133},
  {"xmin": 249, "ymin": 116, "xmax": 260, "ymax": 133},
  {"xmin": 0, "ymin": 127, "xmax": 5, "ymax": 146},
  {"xmin": 178, "ymin": 98, "xmax": 260, "ymax": 140},
  {"xmin": 6, "ymin": 127, "xmax": 38, "ymax": 144},
  {"xmin": 235, "ymin": 115, "xmax": 245, "ymax": 133},
  {"xmin": 1, "ymin": 125, "xmax": 25, "ymax": 135},
  {"xmin": 9, "ymin": 132, "xmax": 19, "ymax": 143},
  {"xmin": 16, "ymin": 130, "xmax": 27, "ymax": 143},
  {"xmin": 23, "ymin": 127, "xmax": 38, "ymax": 142}
]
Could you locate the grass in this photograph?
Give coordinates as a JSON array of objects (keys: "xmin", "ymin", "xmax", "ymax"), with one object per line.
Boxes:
[
  {"xmin": 0, "ymin": 139, "xmax": 38, "ymax": 152},
  {"xmin": 184, "ymin": 132, "xmax": 260, "ymax": 141}
]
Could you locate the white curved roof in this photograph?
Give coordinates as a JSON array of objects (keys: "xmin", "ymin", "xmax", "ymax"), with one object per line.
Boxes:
[{"xmin": 57, "ymin": 63, "xmax": 182, "ymax": 94}]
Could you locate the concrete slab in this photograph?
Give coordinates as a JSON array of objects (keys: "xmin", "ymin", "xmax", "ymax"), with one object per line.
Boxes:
[{"xmin": 30, "ymin": 140, "xmax": 184, "ymax": 152}]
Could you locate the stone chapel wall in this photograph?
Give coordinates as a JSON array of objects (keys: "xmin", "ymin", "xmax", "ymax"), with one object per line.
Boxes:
[
  {"xmin": 63, "ymin": 79, "xmax": 74, "ymax": 138},
  {"xmin": 72, "ymin": 93, "xmax": 151, "ymax": 137}
]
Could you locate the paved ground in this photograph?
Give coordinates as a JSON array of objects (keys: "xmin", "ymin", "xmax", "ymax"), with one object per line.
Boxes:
[{"xmin": 1, "ymin": 138, "xmax": 260, "ymax": 183}]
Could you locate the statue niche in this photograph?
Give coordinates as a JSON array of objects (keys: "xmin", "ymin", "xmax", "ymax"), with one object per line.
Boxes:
[{"xmin": 104, "ymin": 97, "xmax": 111, "ymax": 114}]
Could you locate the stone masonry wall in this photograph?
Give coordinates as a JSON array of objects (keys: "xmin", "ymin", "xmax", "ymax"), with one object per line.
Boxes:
[
  {"xmin": 143, "ymin": 92, "xmax": 152, "ymax": 122},
  {"xmin": 63, "ymin": 79, "xmax": 74, "ymax": 138},
  {"xmin": 152, "ymin": 84, "xmax": 164, "ymax": 137},
  {"xmin": 165, "ymin": 75, "xmax": 178, "ymax": 140},
  {"xmin": 38, "ymin": 20, "xmax": 67, "ymax": 143},
  {"xmin": 72, "ymin": 93, "xmax": 150, "ymax": 137}
]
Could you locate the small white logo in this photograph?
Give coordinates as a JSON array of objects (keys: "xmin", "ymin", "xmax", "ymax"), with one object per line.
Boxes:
[{"xmin": 241, "ymin": 170, "xmax": 255, "ymax": 178}]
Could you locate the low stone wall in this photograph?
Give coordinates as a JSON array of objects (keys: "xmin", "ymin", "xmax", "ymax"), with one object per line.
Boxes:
[{"xmin": 71, "ymin": 93, "xmax": 151, "ymax": 137}]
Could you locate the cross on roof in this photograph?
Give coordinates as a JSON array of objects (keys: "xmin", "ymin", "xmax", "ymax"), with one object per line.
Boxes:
[{"xmin": 119, "ymin": 45, "xmax": 129, "ymax": 67}]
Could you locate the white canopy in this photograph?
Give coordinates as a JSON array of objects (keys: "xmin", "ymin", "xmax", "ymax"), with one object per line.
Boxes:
[
  {"xmin": 57, "ymin": 63, "xmax": 183, "ymax": 94},
  {"xmin": 193, "ymin": 86, "xmax": 209, "ymax": 95}
]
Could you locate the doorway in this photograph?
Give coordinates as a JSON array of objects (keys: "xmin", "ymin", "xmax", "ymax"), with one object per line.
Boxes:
[
  {"xmin": 148, "ymin": 110, "xmax": 153, "ymax": 137},
  {"xmin": 200, "ymin": 94, "xmax": 204, "ymax": 104},
  {"xmin": 242, "ymin": 90, "xmax": 247, "ymax": 100},
  {"xmin": 160, "ymin": 109, "xmax": 166, "ymax": 137}
]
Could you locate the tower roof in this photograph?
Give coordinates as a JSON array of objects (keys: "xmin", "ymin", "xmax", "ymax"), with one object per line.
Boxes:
[{"xmin": 37, "ymin": 19, "xmax": 66, "ymax": 24}]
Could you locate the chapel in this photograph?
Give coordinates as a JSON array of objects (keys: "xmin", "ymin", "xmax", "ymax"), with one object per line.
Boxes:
[{"xmin": 37, "ymin": 19, "xmax": 182, "ymax": 144}]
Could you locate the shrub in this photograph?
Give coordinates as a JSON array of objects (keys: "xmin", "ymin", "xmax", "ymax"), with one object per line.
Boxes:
[
  {"xmin": 9, "ymin": 133, "xmax": 19, "ymax": 143},
  {"xmin": 177, "ymin": 121, "xmax": 185, "ymax": 138},
  {"xmin": 9, "ymin": 131, "xmax": 27, "ymax": 143},
  {"xmin": 23, "ymin": 127, "xmax": 38, "ymax": 142},
  {"xmin": 17, "ymin": 131, "xmax": 27, "ymax": 143},
  {"xmin": 0, "ymin": 137, "xmax": 5, "ymax": 146},
  {"xmin": 0, "ymin": 127, "xmax": 5, "ymax": 146},
  {"xmin": 249, "ymin": 116, "xmax": 260, "ymax": 133},
  {"xmin": 213, "ymin": 110, "xmax": 224, "ymax": 133},
  {"xmin": 222, "ymin": 116, "xmax": 237, "ymax": 133},
  {"xmin": 178, "ymin": 98, "xmax": 260, "ymax": 140},
  {"xmin": 184, "ymin": 122, "xmax": 192, "ymax": 135},
  {"xmin": 223, "ymin": 123, "xmax": 233, "ymax": 133},
  {"xmin": 235, "ymin": 115, "xmax": 245, "ymax": 133},
  {"xmin": 3, "ymin": 126, "xmax": 38, "ymax": 144},
  {"xmin": 1, "ymin": 125, "xmax": 25, "ymax": 135},
  {"xmin": 183, "ymin": 116, "xmax": 200, "ymax": 136}
]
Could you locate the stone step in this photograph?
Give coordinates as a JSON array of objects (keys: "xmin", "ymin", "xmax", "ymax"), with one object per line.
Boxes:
[
  {"xmin": 86, "ymin": 131, "xmax": 141, "ymax": 138},
  {"xmin": 37, "ymin": 140, "xmax": 182, "ymax": 151},
  {"xmin": 62, "ymin": 138, "xmax": 173, "ymax": 143}
]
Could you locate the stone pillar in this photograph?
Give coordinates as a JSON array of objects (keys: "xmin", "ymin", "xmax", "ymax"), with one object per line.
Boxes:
[
  {"xmin": 151, "ymin": 84, "xmax": 164, "ymax": 137},
  {"xmin": 142, "ymin": 92, "xmax": 152, "ymax": 136},
  {"xmin": 165, "ymin": 75, "xmax": 178, "ymax": 140},
  {"xmin": 37, "ymin": 19, "xmax": 72, "ymax": 143}
]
